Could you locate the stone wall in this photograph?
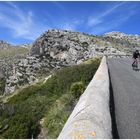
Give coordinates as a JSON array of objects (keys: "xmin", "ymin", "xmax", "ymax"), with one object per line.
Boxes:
[{"xmin": 58, "ymin": 57, "xmax": 112, "ymax": 139}]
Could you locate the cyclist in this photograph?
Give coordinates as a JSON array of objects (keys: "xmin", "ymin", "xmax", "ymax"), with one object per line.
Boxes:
[{"xmin": 132, "ymin": 50, "xmax": 140, "ymax": 68}]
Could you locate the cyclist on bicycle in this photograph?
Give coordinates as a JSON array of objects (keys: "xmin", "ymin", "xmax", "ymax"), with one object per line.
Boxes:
[{"xmin": 132, "ymin": 50, "xmax": 140, "ymax": 67}]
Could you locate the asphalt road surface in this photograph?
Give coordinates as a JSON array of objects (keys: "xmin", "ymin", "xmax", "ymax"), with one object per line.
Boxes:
[{"xmin": 108, "ymin": 58, "xmax": 140, "ymax": 139}]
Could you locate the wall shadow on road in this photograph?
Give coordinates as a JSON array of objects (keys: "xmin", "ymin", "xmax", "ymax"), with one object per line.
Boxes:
[{"xmin": 109, "ymin": 70, "xmax": 120, "ymax": 139}]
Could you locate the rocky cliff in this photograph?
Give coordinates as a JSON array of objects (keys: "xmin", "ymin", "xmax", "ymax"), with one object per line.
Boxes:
[
  {"xmin": 31, "ymin": 29, "xmax": 127, "ymax": 63},
  {"xmin": 105, "ymin": 31, "xmax": 140, "ymax": 47},
  {"xmin": 2, "ymin": 29, "xmax": 140, "ymax": 94},
  {"xmin": 0, "ymin": 41, "xmax": 29, "ymax": 94}
]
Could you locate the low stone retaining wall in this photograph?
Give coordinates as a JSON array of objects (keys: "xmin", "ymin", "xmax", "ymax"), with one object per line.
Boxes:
[{"xmin": 58, "ymin": 56, "xmax": 112, "ymax": 139}]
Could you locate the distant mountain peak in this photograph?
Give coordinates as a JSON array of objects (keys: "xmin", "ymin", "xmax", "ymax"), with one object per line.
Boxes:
[
  {"xmin": 104, "ymin": 31, "xmax": 140, "ymax": 46},
  {"xmin": 0, "ymin": 40, "xmax": 13, "ymax": 49},
  {"xmin": 105, "ymin": 31, "xmax": 140, "ymax": 37}
]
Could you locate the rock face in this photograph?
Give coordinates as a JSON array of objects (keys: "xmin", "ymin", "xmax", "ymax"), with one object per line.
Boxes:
[
  {"xmin": 2, "ymin": 29, "xmax": 140, "ymax": 94},
  {"xmin": 30, "ymin": 29, "xmax": 126, "ymax": 65},
  {"xmin": 105, "ymin": 31, "xmax": 140, "ymax": 46},
  {"xmin": 4, "ymin": 56, "xmax": 38, "ymax": 94},
  {"xmin": 0, "ymin": 40, "xmax": 12, "ymax": 49},
  {"xmin": 0, "ymin": 41, "xmax": 29, "ymax": 94}
]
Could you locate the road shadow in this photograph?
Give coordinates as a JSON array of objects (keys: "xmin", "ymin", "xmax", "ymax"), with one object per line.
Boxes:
[
  {"xmin": 109, "ymin": 70, "xmax": 120, "ymax": 139},
  {"xmin": 132, "ymin": 68, "xmax": 140, "ymax": 71}
]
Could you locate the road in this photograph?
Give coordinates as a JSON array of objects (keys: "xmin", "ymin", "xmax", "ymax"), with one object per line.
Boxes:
[{"xmin": 108, "ymin": 58, "xmax": 140, "ymax": 138}]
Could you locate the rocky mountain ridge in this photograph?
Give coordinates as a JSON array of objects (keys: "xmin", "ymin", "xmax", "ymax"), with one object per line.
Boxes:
[
  {"xmin": 0, "ymin": 41, "xmax": 30, "ymax": 94},
  {"xmin": 105, "ymin": 31, "xmax": 140, "ymax": 46},
  {"xmin": 1, "ymin": 29, "xmax": 140, "ymax": 94},
  {"xmin": 0, "ymin": 40, "xmax": 31, "ymax": 50},
  {"xmin": 0, "ymin": 40, "xmax": 12, "ymax": 49}
]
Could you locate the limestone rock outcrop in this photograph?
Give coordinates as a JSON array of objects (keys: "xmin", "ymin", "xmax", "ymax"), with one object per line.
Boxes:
[{"xmin": 2, "ymin": 29, "xmax": 140, "ymax": 94}]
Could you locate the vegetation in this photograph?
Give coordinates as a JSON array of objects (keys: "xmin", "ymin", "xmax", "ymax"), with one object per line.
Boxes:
[
  {"xmin": 81, "ymin": 42, "xmax": 89, "ymax": 47},
  {"xmin": 70, "ymin": 81, "xmax": 85, "ymax": 98},
  {"xmin": 0, "ymin": 57, "xmax": 101, "ymax": 139},
  {"xmin": 0, "ymin": 47, "xmax": 28, "ymax": 58},
  {"xmin": 44, "ymin": 93, "xmax": 74, "ymax": 138}
]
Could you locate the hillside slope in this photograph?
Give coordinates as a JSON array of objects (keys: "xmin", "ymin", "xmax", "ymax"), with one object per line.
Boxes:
[
  {"xmin": 105, "ymin": 31, "xmax": 140, "ymax": 46},
  {"xmin": 0, "ymin": 57, "xmax": 100, "ymax": 139},
  {"xmin": 0, "ymin": 41, "xmax": 29, "ymax": 94},
  {"xmin": 0, "ymin": 41, "xmax": 29, "ymax": 59}
]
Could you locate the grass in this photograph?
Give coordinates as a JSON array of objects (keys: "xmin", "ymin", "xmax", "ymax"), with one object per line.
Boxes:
[
  {"xmin": 0, "ymin": 79, "xmax": 43, "ymax": 104},
  {"xmin": 83, "ymin": 56, "xmax": 101, "ymax": 65},
  {"xmin": 43, "ymin": 93, "xmax": 74, "ymax": 138},
  {"xmin": 0, "ymin": 56, "xmax": 101, "ymax": 139},
  {"xmin": 0, "ymin": 47, "xmax": 28, "ymax": 58}
]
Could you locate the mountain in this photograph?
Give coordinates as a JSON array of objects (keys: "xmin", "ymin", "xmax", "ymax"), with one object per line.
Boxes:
[
  {"xmin": 105, "ymin": 31, "xmax": 140, "ymax": 47},
  {"xmin": 30, "ymin": 29, "xmax": 127, "ymax": 59},
  {"xmin": 0, "ymin": 41, "xmax": 29, "ymax": 94},
  {"xmin": 1, "ymin": 29, "xmax": 140, "ymax": 94},
  {"xmin": 0, "ymin": 29, "xmax": 140, "ymax": 139},
  {"xmin": 0, "ymin": 40, "xmax": 12, "ymax": 49},
  {"xmin": 0, "ymin": 41, "xmax": 29, "ymax": 58}
]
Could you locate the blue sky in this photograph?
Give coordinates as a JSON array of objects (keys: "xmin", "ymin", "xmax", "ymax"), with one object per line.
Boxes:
[{"xmin": 0, "ymin": 1, "xmax": 140, "ymax": 45}]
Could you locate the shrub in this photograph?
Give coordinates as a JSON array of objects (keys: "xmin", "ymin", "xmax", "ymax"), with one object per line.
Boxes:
[
  {"xmin": 81, "ymin": 42, "xmax": 89, "ymax": 47},
  {"xmin": 70, "ymin": 81, "xmax": 85, "ymax": 98}
]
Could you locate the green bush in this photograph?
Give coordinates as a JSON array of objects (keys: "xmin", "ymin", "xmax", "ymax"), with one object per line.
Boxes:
[
  {"xmin": 1, "ymin": 114, "xmax": 39, "ymax": 138},
  {"xmin": 70, "ymin": 81, "xmax": 85, "ymax": 98},
  {"xmin": 81, "ymin": 42, "xmax": 89, "ymax": 47}
]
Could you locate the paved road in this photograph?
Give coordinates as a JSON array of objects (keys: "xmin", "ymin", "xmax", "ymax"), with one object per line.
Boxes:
[{"xmin": 108, "ymin": 58, "xmax": 140, "ymax": 138}]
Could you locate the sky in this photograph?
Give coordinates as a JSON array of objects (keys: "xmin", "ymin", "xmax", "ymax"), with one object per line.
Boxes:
[{"xmin": 0, "ymin": 1, "xmax": 140, "ymax": 45}]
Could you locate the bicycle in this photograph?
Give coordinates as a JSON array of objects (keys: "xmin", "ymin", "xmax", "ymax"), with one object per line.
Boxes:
[{"xmin": 132, "ymin": 58, "xmax": 139, "ymax": 70}]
